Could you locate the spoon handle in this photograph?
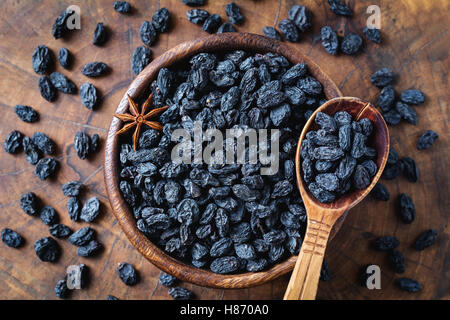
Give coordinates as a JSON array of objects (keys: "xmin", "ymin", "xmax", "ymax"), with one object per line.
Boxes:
[{"xmin": 283, "ymin": 214, "xmax": 337, "ymax": 300}]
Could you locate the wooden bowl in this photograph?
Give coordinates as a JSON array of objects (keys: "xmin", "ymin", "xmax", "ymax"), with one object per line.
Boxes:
[{"xmin": 104, "ymin": 33, "xmax": 343, "ymax": 289}]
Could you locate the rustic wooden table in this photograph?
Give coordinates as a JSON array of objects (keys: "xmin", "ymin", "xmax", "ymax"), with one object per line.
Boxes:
[{"xmin": 0, "ymin": 0, "xmax": 448, "ymax": 300}]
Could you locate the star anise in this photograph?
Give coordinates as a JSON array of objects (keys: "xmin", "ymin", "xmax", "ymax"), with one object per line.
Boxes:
[{"xmin": 114, "ymin": 94, "xmax": 168, "ymax": 150}]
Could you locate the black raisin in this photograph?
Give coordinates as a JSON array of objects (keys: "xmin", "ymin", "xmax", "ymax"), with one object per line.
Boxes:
[
  {"xmin": 1, "ymin": 228, "xmax": 24, "ymax": 248},
  {"xmin": 113, "ymin": 1, "xmax": 131, "ymax": 13},
  {"xmin": 152, "ymin": 8, "xmax": 170, "ymax": 33},
  {"xmin": 388, "ymin": 249, "xmax": 405, "ymax": 274},
  {"xmin": 417, "ymin": 130, "xmax": 438, "ymax": 150},
  {"xmin": 373, "ymin": 236, "xmax": 399, "ymax": 251},
  {"xmin": 52, "ymin": 10, "xmax": 75, "ymax": 39},
  {"xmin": 278, "ymin": 19, "xmax": 299, "ymax": 42},
  {"xmin": 363, "ymin": 27, "xmax": 381, "ymax": 44},
  {"xmin": 38, "ymin": 76, "xmax": 57, "ymax": 102},
  {"xmin": 80, "ymin": 197, "xmax": 100, "ymax": 222},
  {"xmin": 4, "ymin": 130, "xmax": 23, "ymax": 154},
  {"xmin": 34, "ymin": 158, "xmax": 58, "ymax": 180},
  {"xmin": 34, "ymin": 237, "xmax": 60, "ymax": 262},
  {"xmin": 225, "ymin": 2, "xmax": 244, "ymax": 25},
  {"xmin": 50, "ymin": 72, "xmax": 76, "ymax": 94},
  {"xmin": 414, "ymin": 229, "xmax": 438, "ymax": 251},
  {"xmin": 159, "ymin": 272, "xmax": 178, "ymax": 287},
  {"xmin": 117, "ymin": 262, "xmax": 139, "ymax": 286},
  {"xmin": 82, "ymin": 62, "xmax": 109, "ymax": 77},
  {"xmin": 131, "ymin": 46, "xmax": 152, "ymax": 75},
  {"xmin": 370, "ymin": 183, "xmax": 390, "ymax": 201},
  {"xmin": 398, "ymin": 193, "xmax": 415, "ymax": 224},
  {"xmin": 93, "ymin": 22, "xmax": 108, "ymax": 45},
  {"xmin": 40, "ymin": 205, "xmax": 58, "ymax": 226},
  {"xmin": 58, "ymin": 47, "xmax": 72, "ymax": 69},
  {"xmin": 49, "ymin": 224, "xmax": 72, "ymax": 239},
  {"xmin": 341, "ymin": 33, "xmax": 363, "ymax": 55},
  {"xmin": 320, "ymin": 26, "xmax": 339, "ymax": 55},
  {"xmin": 370, "ymin": 68, "xmax": 395, "ymax": 87},
  {"xmin": 68, "ymin": 227, "xmax": 95, "ymax": 246},
  {"xmin": 262, "ymin": 26, "xmax": 282, "ymax": 40},
  {"xmin": 168, "ymin": 287, "xmax": 194, "ymax": 300},
  {"xmin": 210, "ymin": 256, "xmax": 240, "ymax": 274},
  {"xmin": 288, "ymin": 5, "xmax": 311, "ymax": 32},
  {"xmin": 77, "ymin": 240, "xmax": 103, "ymax": 257},
  {"xmin": 20, "ymin": 192, "xmax": 39, "ymax": 216},
  {"xmin": 32, "ymin": 45, "xmax": 53, "ymax": 75},
  {"xmin": 67, "ymin": 197, "xmax": 81, "ymax": 221},
  {"xmin": 80, "ymin": 83, "xmax": 98, "ymax": 110},
  {"xmin": 396, "ymin": 278, "xmax": 421, "ymax": 292},
  {"xmin": 202, "ymin": 14, "xmax": 221, "ymax": 33},
  {"xmin": 140, "ymin": 21, "xmax": 157, "ymax": 46},
  {"xmin": 327, "ymin": 0, "xmax": 353, "ymax": 16},
  {"xmin": 400, "ymin": 89, "xmax": 425, "ymax": 105}
]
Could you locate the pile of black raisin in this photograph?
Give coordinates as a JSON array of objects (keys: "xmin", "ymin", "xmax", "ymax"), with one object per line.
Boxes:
[
  {"xmin": 118, "ymin": 50, "xmax": 331, "ymax": 274},
  {"xmin": 300, "ymin": 111, "xmax": 378, "ymax": 203}
]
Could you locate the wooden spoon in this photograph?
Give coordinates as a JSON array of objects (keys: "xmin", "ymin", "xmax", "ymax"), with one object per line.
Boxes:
[{"xmin": 283, "ymin": 97, "xmax": 390, "ymax": 300}]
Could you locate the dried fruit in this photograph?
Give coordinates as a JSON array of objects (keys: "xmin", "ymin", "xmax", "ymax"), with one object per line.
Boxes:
[
  {"xmin": 106, "ymin": 295, "xmax": 119, "ymax": 300},
  {"xmin": 398, "ymin": 193, "xmax": 415, "ymax": 224},
  {"xmin": 400, "ymin": 89, "xmax": 425, "ymax": 105},
  {"xmin": 49, "ymin": 224, "xmax": 72, "ymax": 239},
  {"xmin": 67, "ymin": 197, "xmax": 81, "ymax": 221},
  {"xmin": 210, "ymin": 256, "xmax": 239, "ymax": 274},
  {"xmin": 152, "ymin": 8, "xmax": 170, "ymax": 33},
  {"xmin": 69, "ymin": 227, "xmax": 95, "ymax": 246},
  {"xmin": 159, "ymin": 272, "xmax": 178, "ymax": 287},
  {"xmin": 1, "ymin": 228, "xmax": 24, "ymax": 248},
  {"xmin": 340, "ymin": 33, "xmax": 363, "ymax": 55},
  {"xmin": 288, "ymin": 5, "xmax": 311, "ymax": 32},
  {"xmin": 320, "ymin": 26, "xmax": 339, "ymax": 55},
  {"xmin": 370, "ymin": 183, "xmax": 390, "ymax": 201},
  {"xmin": 414, "ymin": 229, "xmax": 438, "ymax": 251},
  {"xmin": 80, "ymin": 197, "xmax": 100, "ymax": 222},
  {"xmin": 32, "ymin": 45, "xmax": 53, "ymax": 75},
  {"xmin": 396, "ymin": 278, "xmax": 421, "ymax": 292},
  {"xmin": 52, "ymin": 9, "xmax": 75, "ymax": 39},
  {"xmin": 262, "ymin": 26, "xmax": 282, "ymax": 40},
  {"xmin": 34, "ymin": 237, "xmax": 60, "ymax": 262},
  {"xmin": 182, "ymin": 0, "xmax": 205, "ymax": 6},
  {"xmin": 93, "ymin": 22, "xmax": 108, "ymax": 45},
  {"xmin": 202, "ymin": 14, "xmax": 221, "ymax": 33},
  {"xmin": 40, "ymin": 205, "xmax": 58, "ymax": 226},
  {"xmin": 4, "ymin": 130, "xmax": 23, "ymax": 154},
  {"xmin": 363, "ymin": 27, "xmax": 381, "ymax": 43},
  {"xmin": 20, "ymin": 192, "xmax": 39, "ymax": 216},
  {"xmin": 113, "ymin": 1, "xmax": 131, "ymax": 13},
  {"xmin": 217, "ymin": 23, "xmax": 236, "ymax": 33},
  {"xmin": 77, "ymin": 240, "xmax": 102, "ymax": 257},
  {"xmin": 395, "ymin": 101, "xmax": 417, "ymax": 125},
  {"xmin": 139, "ymin": 21, "xmax": 157, "ymax": 46},
  {"xmin": 225, "ymin": 2, "xmax": 244, "ymax": 25},
  {"xmin": 58, "ymin": 47, "xmax": 72, "ymax": 69},
  {"xmin": 169, "ymin": 287, "xmax": 193, "ymax": 300},
  {"xmin": 82, "ymin": 62, "xmax": 108, "ymax": 77},
  {"xmin": 131, "ymin": 46, "xmax": 152, "ymax": 75},
  {"xmin": 38, "ymin": 76, "xmax": 57, "ymax": 102},
  {"xmin": 377, "ymin": 85, "xmax": 395, "ymax": 112},
  {"xmin": 34, "ymin": 158, "xmax": 58, "ymax": 180},
  {"xmin": 117, "ymin": 262, "xmax": 139, "ymax": 286},
  {"xmin": 74, "ymin": 131, "xmax": 91, "ymax": 159},
  {"xmin": 80, "ymin": 83, "xmax": 98, "ymax": 110},
  {"xmin": 327, "ymin": 0, "xmax": 353, "ymax": 16},
  {"xmin": 417, "ymin": 130, "xmax": 438, "ymax": 150},
  {"xmin": 50, "ymin": 72, "xmax": 76, "ymax": 94},
  {"xmin": 54, "ymin": 279, "xmax": 69, "ymax": 299},
  {"xmin": 383, "ymin": 109, "xmax": 401, "ymax": 126},
  {"xmin": 14, "ymin": 105, "xmax": 38, "ymax": 123},
  {"xmin": 370, "ymin": 68, "xmax": 395, "ymax": 87},
  {"xmin": 401, "ymin": 157, "xmax": 419, "ymax": 182},
  {"xmin": 373, "ymin": 236, "xmax": 400, "ymax": 251},
  {"xmin": 278, "ymin": 19, "xmax": 299, "ymax": 42}
]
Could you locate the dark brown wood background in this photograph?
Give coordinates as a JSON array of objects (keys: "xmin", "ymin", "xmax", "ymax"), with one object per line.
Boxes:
[{"xmin": 0, "ymin": 0, "xmax": 448, "ymax": 300}]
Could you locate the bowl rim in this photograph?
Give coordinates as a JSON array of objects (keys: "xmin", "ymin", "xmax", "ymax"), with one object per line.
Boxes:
[{"xmin": 104, "ymin": 32, "xmax": 343, "ymax": 289}]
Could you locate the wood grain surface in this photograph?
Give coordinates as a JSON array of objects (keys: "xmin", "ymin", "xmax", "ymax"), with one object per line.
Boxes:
[{"xmin": 0, "ymin": 0, "xmax": 448, "ymax": 300}]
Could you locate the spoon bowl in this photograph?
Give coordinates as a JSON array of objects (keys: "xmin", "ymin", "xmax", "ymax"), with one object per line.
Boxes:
[{"xmin": 284, "ymin": 96, "xmax": 390, "ymax": 300}]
